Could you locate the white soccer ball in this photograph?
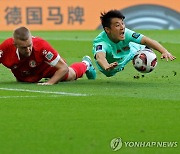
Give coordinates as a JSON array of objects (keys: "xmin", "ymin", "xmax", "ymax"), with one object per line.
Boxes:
[{"xmin": 132, "ymin": 49, "xmax": 157, "ymax": 73}]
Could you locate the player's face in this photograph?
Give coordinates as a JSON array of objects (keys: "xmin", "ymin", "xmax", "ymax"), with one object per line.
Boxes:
[
  {"xmin": 14, "ymin": 37, "xmax": 33, "ymax": 57},
  {"xmin": 105, "ymin": 18, "xmax": 125, "ymax": 43}
]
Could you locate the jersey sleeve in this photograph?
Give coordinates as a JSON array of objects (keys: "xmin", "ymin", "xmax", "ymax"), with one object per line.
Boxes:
[
  {"xmin": 92, "ymin": 41, "xmax": 109, "ymax": 57},
  {"xmin": 38, "ymin": 39, "xmax": 61, "ymax": 66},
  {"xmin": 125, "ymin": 28, "xmax": 144, "ymax": 44},
  {"xmin": 0, "ymin": 38, "xmax": 11, "ymax": 63}
]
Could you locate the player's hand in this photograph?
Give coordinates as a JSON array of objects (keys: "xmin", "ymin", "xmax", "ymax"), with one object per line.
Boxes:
[
  {"xmin": 105, "ymin": 62, "xmax": 118, "ymax": 71},
  {"xmin": 161, "ymin": 52, "xmax": 176, "ymax": 61},
  {"xmin": 37, "ymin": 82, "xmax": 53, "ymax": 85}
]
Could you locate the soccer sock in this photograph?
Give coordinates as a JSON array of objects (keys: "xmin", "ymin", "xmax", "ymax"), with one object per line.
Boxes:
[
  {"xmin": 70, "ymin": 62, "xmax": 87, "ymax": 79},
  {"xmin": 82, "ymin": 60, "xmax": 90, "ymax": 70}
]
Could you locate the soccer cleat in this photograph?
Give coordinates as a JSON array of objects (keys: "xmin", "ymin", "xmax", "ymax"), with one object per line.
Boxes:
[{"xmin": 82, "ymin": 56, "xmax": 96, "ymax": 79}]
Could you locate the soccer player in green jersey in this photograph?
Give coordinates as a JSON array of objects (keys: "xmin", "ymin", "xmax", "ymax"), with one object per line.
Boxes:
[{"xmin": 92, "ymin": 10, "xmax": 176, "ymax": 77}]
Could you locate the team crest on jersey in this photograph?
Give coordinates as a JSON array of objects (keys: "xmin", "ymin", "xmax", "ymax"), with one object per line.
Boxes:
[
  {"xmin": 29, "ymin": 60, "xmax": 36, "ymax": 67},
  {"xmin": 96, "ymin": 45, "xmax": 102, "ymax": 51},
  {"xmin": 0, "ymin": 50, "xmax": 3, "ymax": 58},
  {"xmin": 45, "ymin": 51, "xmax": 54, "ymax": 60},
  {"xmin": 132, "ymin": 33, "xmax": 140, "ymax": 39}
]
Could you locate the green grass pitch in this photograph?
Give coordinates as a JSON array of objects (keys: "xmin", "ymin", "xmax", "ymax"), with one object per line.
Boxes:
[{"xmin": 0, "ymin": 30, "xmax": 180, "ymax": 154}]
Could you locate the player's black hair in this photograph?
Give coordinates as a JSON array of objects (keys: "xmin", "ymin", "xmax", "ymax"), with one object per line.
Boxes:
[{"xmin": 100, "ymin": 10, "xmax": 125, "ymax": 29}]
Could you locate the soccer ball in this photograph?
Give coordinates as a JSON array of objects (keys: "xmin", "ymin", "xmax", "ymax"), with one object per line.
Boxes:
[{"xmin": 132, "ymin": 49, "xmax": 157, "ymax": 73}]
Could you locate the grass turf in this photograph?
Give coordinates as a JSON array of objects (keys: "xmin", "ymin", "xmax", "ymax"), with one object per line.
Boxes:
[{"xmin": 0, "ymin": 30, "xmax": 180, "ymax": 154}]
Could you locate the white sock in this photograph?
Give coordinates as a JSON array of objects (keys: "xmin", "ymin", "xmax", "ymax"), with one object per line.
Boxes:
[{"xmin": 82, "ymin": 60, "xmax": 90, "ymax": 71}]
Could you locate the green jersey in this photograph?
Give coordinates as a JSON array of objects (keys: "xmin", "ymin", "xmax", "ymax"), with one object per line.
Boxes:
[{"xmin": 92, "ymin": 28, "xmax": 145, "ymax": 77}]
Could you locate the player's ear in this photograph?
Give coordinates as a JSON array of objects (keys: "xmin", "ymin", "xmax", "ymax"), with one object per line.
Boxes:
[{"xmin": 104, "ymin": 27, "xmax": 110, "ymax": 34}]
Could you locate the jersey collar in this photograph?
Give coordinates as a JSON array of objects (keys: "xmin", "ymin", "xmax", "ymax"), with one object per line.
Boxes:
[{"xmin": 16, "ymin": 48, "xmax": 20, "ymax": 60}]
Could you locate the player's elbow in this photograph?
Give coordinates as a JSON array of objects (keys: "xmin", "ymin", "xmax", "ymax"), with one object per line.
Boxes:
[
  {"xmin": 62, "ymin": 64, "xmax": 69, "ymax": 75},
  {"xmin": 56, "ymin": 63, "xmax": 69, "ymax": 78}
]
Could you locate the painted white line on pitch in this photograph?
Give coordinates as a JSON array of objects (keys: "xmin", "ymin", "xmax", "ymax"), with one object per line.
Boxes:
[
  {"xmin": 0, "ymin": 95, "xmax": 62, "ymax": 99},
  {"xmin": 0, "ymin": 36, "xmax": 92, "ymax": 41},
  {"xmin": 0, "ymin": 88, "xmax": 88, "ymax": 96},
  {"xmin": 0, "ymin": 96, "xmax": 38, "ymax": 98}
]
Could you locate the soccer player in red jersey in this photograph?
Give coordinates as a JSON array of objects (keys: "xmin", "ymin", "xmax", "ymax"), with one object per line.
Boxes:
[{"xmin": 0, "ymin": 26, "xmax": 96, "ymax": 85}]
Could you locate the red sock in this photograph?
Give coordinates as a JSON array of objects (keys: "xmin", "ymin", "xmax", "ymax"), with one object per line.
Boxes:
[{"xmin": 70, "ymin": 62, "xmax": 87, "ymax": 79}]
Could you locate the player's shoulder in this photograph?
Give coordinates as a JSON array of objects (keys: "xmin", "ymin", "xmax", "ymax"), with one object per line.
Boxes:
[
  {"xmin": 93, "ymin": 31, "xmax": 111, "ymax": 48},
  {"xmin": 124, "ymin": 28, "xmax": 134, "ymax": 35},
  {"xmin": 32, "ymin": 36, "xmax": 47, "ymax": 43},
  {"xmin": 0, "ymin": 38, "xmax": 15, "ymax": 51},
  {"xmin": 1, "ymin": 38, "xmax": 14, "ymax": 46},
  {"xmin": 93, "ymin": 31, "xmax": 110, "ymax": 46},
  {"xmin": 125, "ymin": 28, "xmax": 143, "ymax": 42},
  {"xmin": 94, "ymin": 31, "xmax": 106, "ymax": 41},
  {"xmin": 125, "ymin": 28, "xmax": 143, "ymax": 38},
  {"xmin": 32, "ymin": 36, "xmax": 50, "ymax": 49}
]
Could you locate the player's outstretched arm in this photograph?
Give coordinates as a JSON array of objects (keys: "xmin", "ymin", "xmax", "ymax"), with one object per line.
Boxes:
[
  {"xmin": 96, "ymin": 52, "xmax": 118, "ymax": 71},
  {"xmin": 141, "ymin": 36, "xmax": 176, "ymax": 61},
  {"xmin": 38, "ymin": 59, "xmax": 69, "ymax": 85}
]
